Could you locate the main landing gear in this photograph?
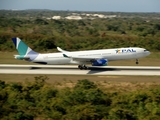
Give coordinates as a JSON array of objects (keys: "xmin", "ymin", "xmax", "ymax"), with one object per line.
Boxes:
[
  {"xmin": 78, "ymin": 65, "xmax": 88, "ymax": 70},
  {"xmin": 136, "ymin": 59, "xmax": 139, "ymax": 64}
]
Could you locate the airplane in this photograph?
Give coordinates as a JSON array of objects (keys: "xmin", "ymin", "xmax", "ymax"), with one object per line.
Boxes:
[{"xmin": 12, "ymin": 37, "xmax": 150, "ymax": 70}]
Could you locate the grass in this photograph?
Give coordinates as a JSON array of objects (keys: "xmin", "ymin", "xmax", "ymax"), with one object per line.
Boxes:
[
  {"xmin": 1, "ymin": 74, "xmax": 160, "ymax": 83},
  {"xmin": 0, "ymin": 52, "xmax": 37, "ymax": 65},
  {"xmin": 0, "ymin": 74, "xmax": 160, "ymax": 92}
]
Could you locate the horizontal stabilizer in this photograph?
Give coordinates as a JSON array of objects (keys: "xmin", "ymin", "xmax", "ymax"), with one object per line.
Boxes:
[{"xmin": 14, "ymin": 55, "xmax": 30, "ymax": 60}]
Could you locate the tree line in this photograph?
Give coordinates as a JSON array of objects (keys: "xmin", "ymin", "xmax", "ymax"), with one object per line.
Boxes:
[
  {"xmin": 0, "ymin": 11, "xmax": 160, "ymax": 52},
  {"xmin": 1, "ymin": 77, "xmax": 160, "ymax": 119},
  {"xmin": 0, "ymin": 32, "xmax": 160, "ymax": 52}
]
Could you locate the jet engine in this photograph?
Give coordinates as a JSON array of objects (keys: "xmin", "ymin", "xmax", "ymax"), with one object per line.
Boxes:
[{"xmin": 92, "ymin": 59, "xmax": 108, "ymax": 66}]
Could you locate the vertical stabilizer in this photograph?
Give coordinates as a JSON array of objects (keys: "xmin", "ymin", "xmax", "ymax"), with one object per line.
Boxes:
[
  {"xmin": 12, "ymin": 37, "xmax": 39, "ymax": 60},
  {"xmin": 12, "ymin": 37, "xmax": 38, "ymax": 55}
]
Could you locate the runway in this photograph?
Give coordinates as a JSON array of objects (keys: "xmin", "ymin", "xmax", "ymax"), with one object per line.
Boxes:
[{"xmin": 0, "ymin": 64, "xmax": 160, "ymax": 76}]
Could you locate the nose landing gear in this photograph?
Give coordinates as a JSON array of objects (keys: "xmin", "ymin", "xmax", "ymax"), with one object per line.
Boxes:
[{"xmin": 136, "ymin": 59, "xmax": 139, "ymax": 64}]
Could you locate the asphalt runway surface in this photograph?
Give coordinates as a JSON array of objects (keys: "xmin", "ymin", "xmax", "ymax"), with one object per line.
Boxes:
[{"xmin": 0, "ymin": 64, "xmax": 160, "ymax": 76}]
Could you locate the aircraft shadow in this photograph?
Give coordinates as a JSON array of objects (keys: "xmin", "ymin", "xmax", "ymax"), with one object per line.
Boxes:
[
  {"xmin": 87, "ymin": 68, "xmax": 119, "ymax": 74},
  {"xmin": 30, "ymin": 66, "xmax": 121, "ymax": 75}
]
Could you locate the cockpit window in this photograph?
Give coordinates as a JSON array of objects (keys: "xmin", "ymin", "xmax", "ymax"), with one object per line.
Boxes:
[{"xmin": 144, "ymin": 49, "xmax": 148, "ymax": 52}]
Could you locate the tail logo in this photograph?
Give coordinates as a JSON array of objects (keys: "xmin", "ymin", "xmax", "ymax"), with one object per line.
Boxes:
[{"xmin": 12, "ymin": 37, "xmax": 39, "ymax": 61}]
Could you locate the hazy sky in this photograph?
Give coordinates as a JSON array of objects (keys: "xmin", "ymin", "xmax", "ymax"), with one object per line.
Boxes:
[{"xmin": 0, "ymin": 0, "xmax": 160, "ymax": 12}]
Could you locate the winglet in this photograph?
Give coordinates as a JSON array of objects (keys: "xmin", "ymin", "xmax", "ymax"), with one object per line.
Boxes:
[
  {"xmin": 57, "ymin": 47, "xmax": 68, "ymax": 52},
  {"xmin": 57, "ymin": 47, "xmax": 63, "ymax": 52}
]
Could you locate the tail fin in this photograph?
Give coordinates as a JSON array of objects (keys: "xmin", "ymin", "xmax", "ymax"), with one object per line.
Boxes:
[{"xmin": 12, "ymin": 37, "xmax": 39, "ymax": 60}]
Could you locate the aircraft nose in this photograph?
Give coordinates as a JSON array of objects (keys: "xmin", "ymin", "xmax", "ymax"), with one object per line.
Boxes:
[{"xmin": 145, "ymin": 51, "xmax": 150, "ymax": 56}]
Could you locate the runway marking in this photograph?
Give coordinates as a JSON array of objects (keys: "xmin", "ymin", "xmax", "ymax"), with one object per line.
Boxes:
[
  {"xmin": 0, "ymin": 64, "xmax": 160, "ymax": 76},
  {"xmin": 98, "ymin": 76, "xmax": 121, "ymax": 78}
]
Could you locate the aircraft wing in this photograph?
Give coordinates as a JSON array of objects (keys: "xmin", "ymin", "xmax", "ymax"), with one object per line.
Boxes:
[{"xmin": 63, "ymin": 53, "xmax": 104, "ymax": 62}]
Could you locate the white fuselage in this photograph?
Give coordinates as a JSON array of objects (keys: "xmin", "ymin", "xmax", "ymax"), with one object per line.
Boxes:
[{"xmin": 31, "ymin": 47, "xmax": 150, "ymax": 65}]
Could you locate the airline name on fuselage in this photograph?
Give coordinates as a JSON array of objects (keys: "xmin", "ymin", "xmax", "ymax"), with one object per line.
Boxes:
[{"xmin": 116, "ymin": 49, "xmax": 136, "ymax": 54}]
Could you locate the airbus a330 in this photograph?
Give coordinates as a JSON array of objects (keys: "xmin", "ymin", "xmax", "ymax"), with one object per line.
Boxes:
[{"xmin": 12, "ymin": 37, "xmax": 150, "ymax": 69}]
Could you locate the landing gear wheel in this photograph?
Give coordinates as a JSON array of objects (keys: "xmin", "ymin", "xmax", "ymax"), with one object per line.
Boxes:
[
  {"xmin": 78, "ymin": 65, "xmax": 83, "ymax": 70},
  {"xmin": 83, "ymin": 65, "xmax": 88, "ymax": 70},
  {"xmin": 136, "ymin": 59, "xmax": 139, "ymax": 64},
  {"xmin": 78, "ymin": 65, "xmax": 88, "ymax": 70}
]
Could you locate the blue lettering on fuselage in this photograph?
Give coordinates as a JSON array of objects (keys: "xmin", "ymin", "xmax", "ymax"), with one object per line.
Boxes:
[{"xmin": 122, "ymin": 49, "xmax": 136, "ymax": 53}]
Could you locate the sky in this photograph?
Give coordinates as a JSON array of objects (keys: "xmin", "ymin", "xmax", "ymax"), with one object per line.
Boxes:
[{"xmin": 0, "ymin": 0, "xmax": 160, "ymax": 12}]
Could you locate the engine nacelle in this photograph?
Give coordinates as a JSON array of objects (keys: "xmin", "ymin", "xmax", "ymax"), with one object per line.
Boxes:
[{"xmin": 92, "ymin": 59, "xmax": 108, "ymax": 66}]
